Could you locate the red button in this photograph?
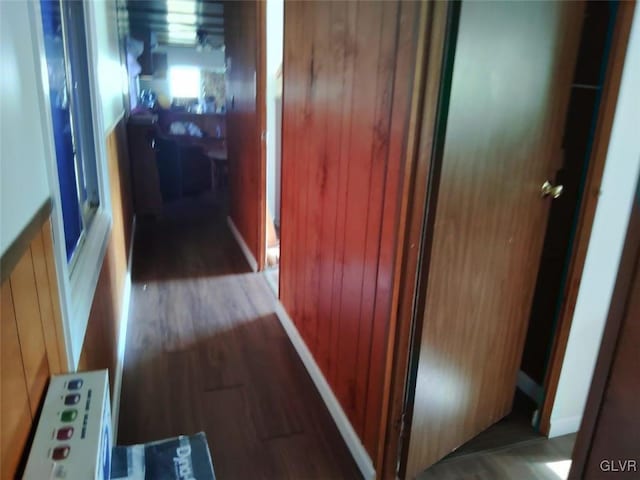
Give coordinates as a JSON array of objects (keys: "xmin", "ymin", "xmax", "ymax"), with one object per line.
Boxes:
[
  {"xmin": 57, "ymin": 427, "xmax": 74, "ymax": 440},
  {"xmin": 52, "ymin": 446, "xmax": 70, "ymax": 460}
]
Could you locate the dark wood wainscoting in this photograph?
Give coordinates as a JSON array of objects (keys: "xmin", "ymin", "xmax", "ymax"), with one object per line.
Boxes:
[
  {"xmin": 280, "ymin": 0, "xmax": 421, "ymax": 461},
  {"xmin": 78, "ymin": 117, "xmax": 134, "ymax": 394},
  {"xmin": 1, "ymin": 216, "xmax": 66, "ymax": 478}
]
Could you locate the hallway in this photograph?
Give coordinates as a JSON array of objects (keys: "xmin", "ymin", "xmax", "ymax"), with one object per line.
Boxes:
[{"xmin": 117, "ymin": 198, "xmax": 360, "ymax": 479}]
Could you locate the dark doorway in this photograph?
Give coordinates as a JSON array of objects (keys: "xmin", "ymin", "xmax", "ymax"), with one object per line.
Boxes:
[{"xmin": 519, "ymin": 1, "xmax": 619, "ymax": 418}]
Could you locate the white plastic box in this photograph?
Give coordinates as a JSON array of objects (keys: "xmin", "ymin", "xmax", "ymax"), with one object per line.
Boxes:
[{"xmin": 23, "ymin": 370, "xmax": 112, "ymax": 480}]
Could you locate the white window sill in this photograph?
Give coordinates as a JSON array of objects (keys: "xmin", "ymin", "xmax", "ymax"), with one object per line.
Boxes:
[{"xmin": 67, "ymin": 208, "xmax": 111, "ymax": 367}]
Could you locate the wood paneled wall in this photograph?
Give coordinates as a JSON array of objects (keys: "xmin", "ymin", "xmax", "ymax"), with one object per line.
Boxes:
[
  {"xmin": 1, "ymin": 219, "xmax": 66, "ymax": 478},
  {"xmin": 78, "ymin": 117, "xmax": 133, "ymax": 394},
  {"xmin": 280, "ymin": 0, "xmax": 420, "ymax": 460},
  {"xmin": 224, "ymin": 0, "xmax": 266, "ymax": 269}
]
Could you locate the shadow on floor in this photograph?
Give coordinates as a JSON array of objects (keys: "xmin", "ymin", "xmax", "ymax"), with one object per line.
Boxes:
[
  {"xmin": 119, "ymin": 199, "xmax": 361, "ymax": 479},
  {"xmin": 419, "ymin": 391, "xmax": 576, "ymax": 479}
]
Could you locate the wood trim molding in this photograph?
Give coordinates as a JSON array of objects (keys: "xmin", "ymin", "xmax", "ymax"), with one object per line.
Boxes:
[
  {"xmin": 227, "ymin": 216, "xmax": 258, "ymax": 272},
  {"xmin": 42, "ymin": 219, "xmax": 69, "ymax": 371},
  {"xmin": 569, "ymin": 175, "xmax": 639, "ymax": 479},
  {"xmin": 111, "ymin": 215, "xmax": 136, "ymax": 441},
  {"xmin": 367, "ymin": 0, "xmax": 427, "ymax": 463},
  {"xmin": 1, "ymin": 198, "xmax": 52, "ymax": 284},
  {"xmin": 539, "ymin": 0, "xmax": 636, "ymax": 435},
  {"xmin": 380, "ymin": 2, "xmax": 452, "ymax": 478},
  {"xmin": 256, "ymin": 0, "xmax": 267, "ymax": 271}
]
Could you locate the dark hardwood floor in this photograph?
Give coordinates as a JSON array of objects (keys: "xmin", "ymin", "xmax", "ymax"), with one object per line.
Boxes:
[
  {"xmin": 118, "ymin": 194, "xmax": 576, "ymax": 480},
  {"xmin": 419, "ymin": 391, "xmax": 576, "ymax": 479},
  {"xmin": 117, "ymin": 195, "xmax": 361, "ymax": 479},
  {"xmin": 447, "ymin": 390, "xmax": 540, "ymax": 458},
  {"xmin": 418, "ymin": 432, "xmax": 575, "ymax": 480}
]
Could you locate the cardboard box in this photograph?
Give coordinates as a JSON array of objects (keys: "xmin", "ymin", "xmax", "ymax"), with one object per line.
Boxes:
[
  {"xmin": 110, "ymin": 433, "xmax": 216, "ymax": 480},
  {"xmin": 23, "ymin": 370, "xmax": 112, "ymax": 480}
]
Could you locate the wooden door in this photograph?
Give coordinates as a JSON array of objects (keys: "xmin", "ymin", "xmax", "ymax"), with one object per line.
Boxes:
[{"xmin": 403, "ymin": 1, "xmax": 584, "ymax": 477}]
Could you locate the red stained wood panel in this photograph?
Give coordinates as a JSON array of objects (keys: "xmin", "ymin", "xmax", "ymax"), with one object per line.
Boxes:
[
  {"xmin": 224, "ymin": 1, "xmax": 266, "ymax": 270},
  {"xmin": 280, "ymin": 0, "xmax": 419, "ymax": 460},
  {"xmin": 366, "ymin": 0, "xmax": 423, "ymax": 460}
]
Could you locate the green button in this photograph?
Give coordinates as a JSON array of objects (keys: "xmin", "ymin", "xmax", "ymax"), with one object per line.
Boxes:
[{"xmin": 61, "ymin": 409, "xmax": 77, "ymax": 422}]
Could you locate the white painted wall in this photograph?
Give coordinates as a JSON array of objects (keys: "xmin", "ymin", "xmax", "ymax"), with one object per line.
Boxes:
[
  {"xmin": 0, "ymin": 1, "xmax": 52, "ymax": 255},
  {"xmin": 266, "ymin": 0, "xmax": 284, "ymax": 227},
  {"xmin": 549, "ymin": 6, "xmax": 640, "ymax": 437},
  {"xmin": 86, "ymin": 0, "xmax": 127, "ymax": 133}
]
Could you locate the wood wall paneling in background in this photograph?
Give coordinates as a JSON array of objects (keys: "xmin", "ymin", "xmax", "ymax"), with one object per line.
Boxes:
[
  {"xmin": 224, "ymin": 0, "xmax": 266, "ymax": 270},
  {"xmin": 127, "ymin": 120, "xmax": 163, "ymax": 217},
  {"xmin": 1, "ymin": 219, "xmax": 66, "ymax": 478},
  {"xmin": 280, "ymin": 0, "xmax": 420, "ymax": 462},
  {"xmin": 78, "ymin": 117, "xmax": 134, "ymax": 395}
]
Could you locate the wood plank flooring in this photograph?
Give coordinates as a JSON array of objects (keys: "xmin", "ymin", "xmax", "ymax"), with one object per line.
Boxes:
[
  {"xmin": 447, "ymin": 390, "xmax": 540, "ymax": 458},
  {"xmin": 117, "ymin": 197, "xmax": 361, "ymax": 479},
  {"xmin": 418, "ymin": 433, "xmax": 575, "ymax": 480},
  {"xmin": 118, "ymin": 196, "xmax": 578, "ymax": 480},
  {"xmin": 418, "ymin": 391, "xmax": 576, "ymax": 479}
]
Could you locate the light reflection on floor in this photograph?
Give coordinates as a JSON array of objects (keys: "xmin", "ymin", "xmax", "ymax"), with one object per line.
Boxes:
[{"xmin": 544, "ymin": 459, "xmax": 572, "ymax": 479}]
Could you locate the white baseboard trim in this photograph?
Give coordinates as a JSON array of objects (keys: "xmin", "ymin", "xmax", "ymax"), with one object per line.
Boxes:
[
  {"xmin": 227, "ymin": 216, "xmax": 258, "ymax": 272},
  {"xmin": 111, "ymin": 216, "xmax": 136, "ymax": 440},
  {"xmin": 272, "ymin": 299, "xmax": 376, "ymax": 480},
  {"xmin": 548, "ymin": 415, "xmax": 582, "ymax": 438},
  {"xmin": 516, "ymin": 370, "xmax": 544, "ymax": 405},
  {"xmin": 263, "ymin": 268, "xmax": 279, "ymax": 296}
]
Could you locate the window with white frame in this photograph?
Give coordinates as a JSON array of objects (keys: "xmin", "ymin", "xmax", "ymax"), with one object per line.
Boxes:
[
  {"xmin": 169, "ymin": 65, "xmax": 201, "ymax": 99},
  {"xmin": 37, "ymin": 0, "xmax": 114, "ymax": 368},
  {"xmin": 40, "ymin": 0, "xmax": 100, "ymax": 265}
]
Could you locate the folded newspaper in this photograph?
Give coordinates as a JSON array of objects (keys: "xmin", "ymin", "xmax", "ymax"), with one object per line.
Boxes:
[{"xmin": 110, "ymin": 432, "xmax": 216, "ymax": 480}]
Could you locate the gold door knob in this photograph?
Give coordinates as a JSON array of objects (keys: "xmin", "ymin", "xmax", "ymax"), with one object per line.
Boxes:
[{"xmin": 541, "ymin": 180, "xmax": 563, "ymax": 199}]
